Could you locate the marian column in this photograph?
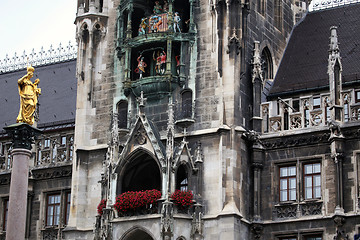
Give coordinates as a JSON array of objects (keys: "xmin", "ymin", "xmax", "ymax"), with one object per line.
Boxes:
[{"xmin": 4, "ymin": 66, "xmax": 42, "ymax": 240}]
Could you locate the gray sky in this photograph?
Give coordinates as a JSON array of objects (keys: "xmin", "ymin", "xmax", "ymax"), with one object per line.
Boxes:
[{"xmin": 0, "ymin": 0, "xmax": 77, "ymax": 60}]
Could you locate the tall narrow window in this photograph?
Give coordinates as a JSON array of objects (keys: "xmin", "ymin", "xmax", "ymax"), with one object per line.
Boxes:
[
  {"xmin": 181, "ymin": 89, "xmax": 192, "ymax": 119},
  {"xmin": 274, "ymin": 0, "xmax": 283, "ymax": 30},
  {"xmin": 176, "ymin": 165, "xmax": 188, "ymax": 191},
  {"xmin": 283, "ymin": 108, "xmax": 289, "ymax": 130},
  {"xmin": 303, "ymin": 100, "xmax": 310, "ymax": 127},
  {"xmin": 324, "ymin": 97, "xmax": 331, "ymax": 122},
  {"xmin": 261, "ymin": 47, "xmax": 273, "ymax": 80},
  {"xmin": 46, "ymin": 194, "xmax": 61, "ymax": 226},
  {"xmin": 304, "ymin": 163, "xmax": 321, "ymax": 199},
  {"xmin": 343, "ymin": 94, "xmax": 350, "ymax": 122},
  {"xmin": 257, "ymin": 0, "xmax": 266, "ymax": 15},
  {"xmin": 279, "ymin": 166, "xmax": 296, "ymax": 201},
  {"xmin": 292, "ymin": 99, "xmax": 300, "ymax": 112},
  {"xmin": 117, "ymin": 101, "xmax": 128, "ymax": 129},
  {"xmin": 65, "ymin": 193, "xmax": 71, "ymax": 225}
]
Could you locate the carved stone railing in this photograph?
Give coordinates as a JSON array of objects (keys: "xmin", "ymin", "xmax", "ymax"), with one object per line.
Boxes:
[
  {"xmin": 0, "ymin": 42, "xmax": 77, "ymax": 73},
  {"xmin": 310, "ymin": 109, "xmax": 323, "ymax": 126},
  {"xmin": 311, "ymin": 0, "xmax": 360, "ymax": 11},
  {"xmin": 42, "ymin": 228, "xmax": 62, "ymax": 240},
  {"xmin": 275, "ymin": 201, "xmax": 323, "ymax": 219},
  {"xmin": 269, "ymin": 116, "xmax": 282, "ymax": 132},
  {"xmin": 300, "ymin": 201, "xmax": 322, "ymax": 216},
  {"xmin": 290, "ymin": 113, "xmax": 302, "ymax": 130},
  {"xmin": 350, "ymin": 105, "xmax": 360, "ymax": 121},
  {"xmin": 274, "ymin": 204, "xmax": 297, "ymax": 219},
  {"xmin": 35, "ymin": 136, "xmax": 73, "ymax": 167}
]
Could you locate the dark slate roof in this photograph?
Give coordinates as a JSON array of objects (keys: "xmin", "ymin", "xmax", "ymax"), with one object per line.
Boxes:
[
  {"xmin": 269, "ymin": 3, "xmax": 360, "ymax": 98},
  {"xmin": 0, "ymin": 60, "xmax": 77, "ymax": 132}
]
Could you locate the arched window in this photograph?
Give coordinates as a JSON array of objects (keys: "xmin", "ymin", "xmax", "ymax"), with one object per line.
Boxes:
[
  {"xmin": 176, "ymin": 165, "xmax": 188, "ymax": 191},
  {"xmin": 261, "ymin": 47, "xmax": 273, "ymax": 80},
  {"xmin": 121, "ymin": 152, "xmax": 161, "ymax": 193},
  {"xmin": 82, "ymin": 24, "xmax": 89, "ymax": 44},
  {"xmin": 181, "ymin": 89, "xmax": 192, "ymax": 119},
  {"xmin": 117, "ymin": 101, "xmax": 128, "ymax": 129}
]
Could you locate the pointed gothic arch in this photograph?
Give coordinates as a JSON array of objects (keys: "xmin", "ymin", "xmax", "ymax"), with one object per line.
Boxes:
[
  {"xmin": 261, "ymin": 47, "xmax": 273, "ymax": 80},
  {"xmin": 120, "ymin": 226, "xmax": 155, "ymax": 240},
  {"xmin": 118, "ymin": 149, "xmax": 162, "ymax": 194}
]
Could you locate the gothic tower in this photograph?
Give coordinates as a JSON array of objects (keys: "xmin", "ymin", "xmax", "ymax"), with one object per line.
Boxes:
[{"xmin": 66, "ymin": 0, "xmax": 307, "ymax": 239}]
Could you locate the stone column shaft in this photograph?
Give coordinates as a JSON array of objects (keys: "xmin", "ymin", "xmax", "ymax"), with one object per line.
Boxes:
[{"xmin": 6, "ymin": 148, "xmax": 31, "ymax": 240}]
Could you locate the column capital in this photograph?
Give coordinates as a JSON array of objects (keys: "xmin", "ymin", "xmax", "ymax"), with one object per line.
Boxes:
[{"xmin": 4, "ymin": 123, "xmax": 42, "ymax": 150}]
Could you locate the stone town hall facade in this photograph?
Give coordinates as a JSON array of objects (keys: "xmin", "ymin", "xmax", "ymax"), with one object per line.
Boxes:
[{"xmin": 0, "ymin": 0, "xmax": 360, "ymax": 239}]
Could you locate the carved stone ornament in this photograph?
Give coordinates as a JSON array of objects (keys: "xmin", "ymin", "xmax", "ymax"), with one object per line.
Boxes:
[
  {"xmin": 251, "ymin": 223, "xmax": 263, "ymax": 239},
  {"xmin": 300, "ymin": 202, "xmax": 322, "ymax": 216},
  {"xmin": 333, "ymin": 215, "xmax": 349, "ymax": 240},
  {"xmin": 275, "ymin": 204, "xmax": 297, "ymax": 219},
  {"xmin": 227, "ymin": 29, "xmax": 241, "ymax": 55},
  {"xmin": 161, "ymin": 201, "xmax": 174, "ymax": 238},
  {"xmin": 328, "ymin": 119, "xmax": 342, "ymax": 137},
  {"xmin": 135, "ymin": 128, "xmax": 147, "ymax": 145},
  {"xmin": 191, "ymin": 204, "xmax": 203, "ymax": 239}
]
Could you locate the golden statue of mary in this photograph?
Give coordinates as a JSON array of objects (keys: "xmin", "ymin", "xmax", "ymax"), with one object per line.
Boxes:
[{"xmin": 16, "ymin": 66, "xmax": 41, "ymax": 125}]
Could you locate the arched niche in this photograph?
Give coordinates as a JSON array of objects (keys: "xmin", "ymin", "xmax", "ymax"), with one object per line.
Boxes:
[
  {"xmin": 117, "ymin": 100, "xmax": 128, "ymax": 129},
  {"xmin": 118, "ymin": 150, "xmax": 162, "ymax": 194},
  {"xmin": 121, "ymin": 227, "xmax": 155, "ymax": 240},
  {"xmin": 261, "ymin": 47, "xmax": 273, "ymax": 80},
  {"xmin": 176, "ymin": 164, "xmax": 189, "ymax": 191}
]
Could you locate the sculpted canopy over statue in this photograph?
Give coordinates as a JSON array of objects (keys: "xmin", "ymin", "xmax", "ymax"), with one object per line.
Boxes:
[{"xmin": 16, "ymin": 66, "xmax": 41, "ymax": 125}]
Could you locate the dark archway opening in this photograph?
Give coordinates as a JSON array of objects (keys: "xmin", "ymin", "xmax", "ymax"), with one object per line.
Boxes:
[
  {"xmin": 122, "ymin": 229, "xmax": 155, "ymax": 240},
  {"xmin": 121, "ymin": 152, "xmax": 161, "ymax": 193}
]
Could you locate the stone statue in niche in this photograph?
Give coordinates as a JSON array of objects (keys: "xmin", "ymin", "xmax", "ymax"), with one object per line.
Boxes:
[
  {"xmin": 153, "ymin": 50, "xmax": 166, "ymax": 75},
  {"xmin": 135, "ymin": 55, "xmax": 147, "ymax": 79},
  {"xmin": 138, "ymin": 17, "xmax": 148, "ymax": 36}
]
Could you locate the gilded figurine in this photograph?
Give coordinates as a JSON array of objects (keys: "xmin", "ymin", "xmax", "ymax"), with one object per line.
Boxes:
[{"xmin": 16, "ymin": 66, "xmax": 41, "ymax": 125}]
